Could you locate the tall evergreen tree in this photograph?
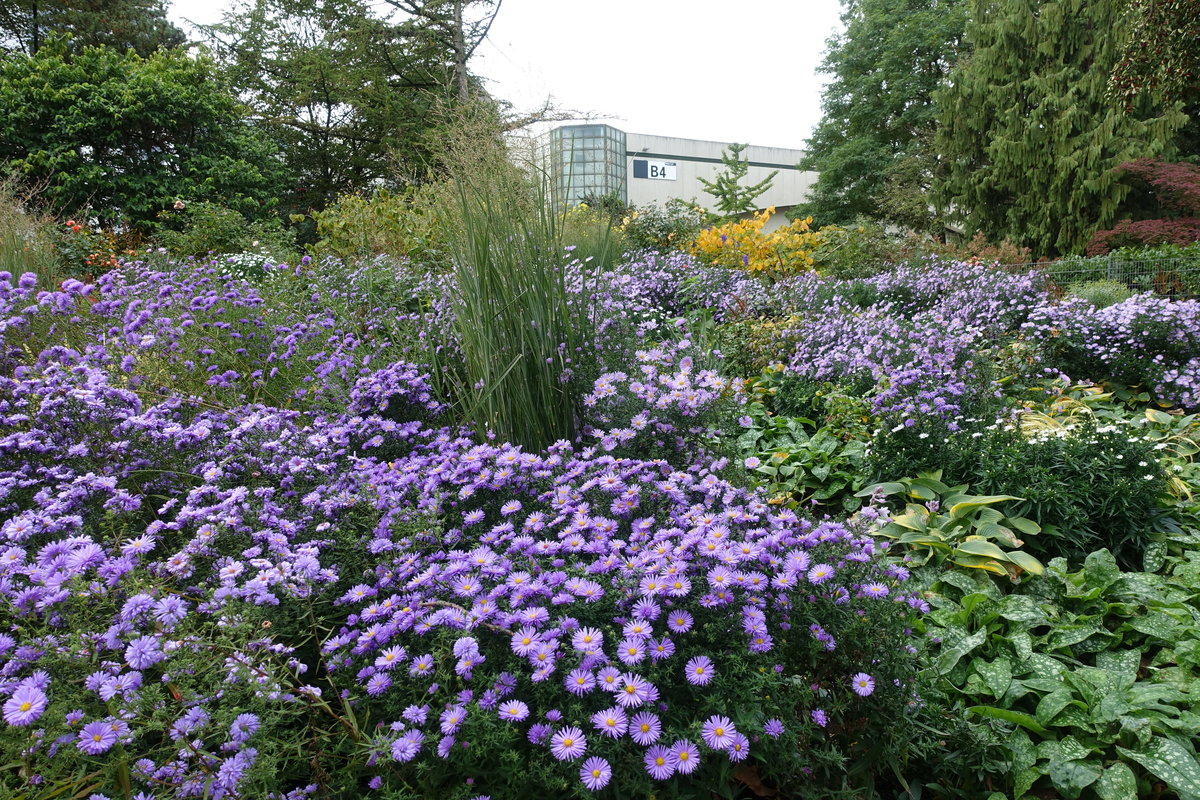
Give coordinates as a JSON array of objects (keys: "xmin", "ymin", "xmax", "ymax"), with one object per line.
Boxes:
[
  {"xmin": 796, "ymin": 0, "xmax": 967, "ymax": 229},
  {"xmin": 378, "ymin": 0, "xmax": 499, "ymax": 103},
  {"xmin": 0, "ymin": 0, "xmax": 184, "ymax": 56},
  {"xmin": 934, "ymin": 0, "xmax": 1187, "ymax": 257}
]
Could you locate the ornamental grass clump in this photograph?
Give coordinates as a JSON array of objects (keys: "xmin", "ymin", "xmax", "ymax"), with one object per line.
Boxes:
[{"xmin": 436, "ymin": 173, "xmax": 618, "ymax": 451}]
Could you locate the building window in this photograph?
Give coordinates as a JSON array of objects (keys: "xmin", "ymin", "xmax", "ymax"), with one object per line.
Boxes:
[{"xmin": 547, "ymin": 124, "xmax": 627, "ymax": 206}]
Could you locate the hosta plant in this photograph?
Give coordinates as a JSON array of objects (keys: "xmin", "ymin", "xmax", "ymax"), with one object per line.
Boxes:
[{"xmin": 857, "ymin": 471, "xmax": 1044, "ymax": 581}]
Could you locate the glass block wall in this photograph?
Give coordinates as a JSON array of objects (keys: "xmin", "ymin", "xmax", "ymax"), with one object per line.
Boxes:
[{"xmin": 547, "ymin": 124, "xmax": 627, "ymax": 206}]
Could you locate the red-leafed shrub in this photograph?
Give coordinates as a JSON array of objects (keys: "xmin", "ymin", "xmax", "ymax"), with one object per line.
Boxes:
[
  {"xmin": 1087, "ymin": 159, "xmax": 1200, "ymax": 254},
  {"xmin": 1086, "ymin": 217, "xmax": 1200, "ymax": 255}
]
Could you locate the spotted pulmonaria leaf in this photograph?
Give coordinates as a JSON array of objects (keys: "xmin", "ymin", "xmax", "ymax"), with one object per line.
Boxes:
[
  {"xmin": 1118, "ymin": 738, "xmax": 1200, "ymax": 798},
  {"xmin": 1095, "ymin": 762, "xmax": 1137, "ymax": 800}
]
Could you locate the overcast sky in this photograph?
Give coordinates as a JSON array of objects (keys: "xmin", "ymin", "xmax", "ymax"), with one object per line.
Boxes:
[{"xmin": 168, "ymin": 0, "xmax": 844, "ymax": 151}]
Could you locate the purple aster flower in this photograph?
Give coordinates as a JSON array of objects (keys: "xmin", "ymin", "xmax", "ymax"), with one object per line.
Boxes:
[
  {"xmin": 580, "ymin": 756, "xmax": 612, "ymax": 790},
  {"xmin": 440, "ymin": 705, "xmax": 466, "ymax": 735},
  {"xmin": 617, "ymin": 638, "xmax": 645, "ymax": 665},
  {"xmin": 498, "ymin": 701, "xmax": 529, "ymax": 722},
  {"xmin": 596, "ymin": 666, "xmax": 622, "ymax": 693},
  {"xmin": 565, "ymin": 668, "xmax": 595, "ymax": 696},
  {"xmin": 375, "ymin": 646, "xmax": 406, "ymax": 670},
  {"xmin": 549, "ymin": 726, "xmax": 586, "ymax": 761},
  {"xmin": 77, "ymin": 721, "xmax": 118, "ymax": 755},
  {"xmin": 124, "ymin": 636, "xmax": 164, "ymax": 670},
  {"xmin": 684, "ymin": 655, "xmax": 714, "ymax": 686},
  {"xmin": 527, "ymin": 722, "xmax": 552, "ymax": 745},
  {"xmin": 590, "ymin": 707, "xmax": 627, "ymax": 739},
  {"xmin": 390, "ymin": 729, "xmax": 423, "ymax": 762},
  {"xmin": 649, "ymin": 637, "xmax": 675, "ymax": 662},
  {"xmin": 666, "ymin": 610, "xmax": 694, "ymax": 633},
  {"xmin": 229, "ymin": 713, "xmax": 260, "ymax": 743},
  {"xmin": 615, "ymin": 673, "xmax": 654, "ymax": 708},
  {"xmin": 366, "ymin": 673, "xmax": 392, "ymax": 696},
  {"xmin": 700, "ymin": 715, "xmax": 736, "ymax": 750},
  {"xmin": 438, "ymin": 735, "xmax": 455, "ymax": 758},
  {"xmin": 807, "ymin": 564, "xmax": 835, "ymax": 585},
  {"xmin": 811, "ymin": 709, "xmax": 828, "ymax": 728},
  {"xmin": 409, "ymin": 654, "xmax": 434, "ymax": 677},
  {"xmin": 629, "ymin": 711, "xmax": 661, "ymax": 745},
  {"xmin": 764, "ymin": 718, "xmax": 785, "ymax": 737},
  {"xmin": 668, "ymin": 739, "xmax": 701, "ymax": 774},
  {"xmin": 862, "ymin": 582, "xmax": 889, "ymax": 598},
  {"xmin": 851, "ymin": 672, "xmax": 875, "ymax": 697},
  {"xmin": 402, "ymin": 705, "xmax": 429, "ymax": 725},
  {"xmin": 726, "ymin": 732, "xmax": 750, "ymax": 761},
  {"xmin": 571, "ymin": 627, "xmax": 603, "ymax": 652},
  {"xmin": 3, "ymin": 684, "xmax": 47, "ymax": 726},
  {"xmin": 644, "ymin": 745, "xmax": 674, "ymax": 780}
]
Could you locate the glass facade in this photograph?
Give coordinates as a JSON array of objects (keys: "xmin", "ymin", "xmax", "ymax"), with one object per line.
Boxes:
[{"xmin": 548, "ymin": 124, "xmax": 627, "ymax": 206}]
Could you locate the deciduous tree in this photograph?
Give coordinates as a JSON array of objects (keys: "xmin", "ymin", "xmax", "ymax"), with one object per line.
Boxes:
[
  {"xmin": 0, "ymin": 38, "xmax": 284, "ymax": 230},
  {"xmin": 203, "ymin": 0, "xmax": 484, "ymax": 215},
  {"xmin": 797, "ymin": 0, "xmax": 967, "ymax": 229}
]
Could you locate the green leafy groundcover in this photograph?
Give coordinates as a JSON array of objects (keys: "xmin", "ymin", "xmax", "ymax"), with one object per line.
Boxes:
[{"xmin": 922, "ymin": 548, "xmax": 1200, "ymax": 799}]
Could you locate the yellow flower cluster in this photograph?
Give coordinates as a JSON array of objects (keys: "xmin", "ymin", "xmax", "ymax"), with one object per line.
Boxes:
[{"xmin": 686, "ymin": 208, "xmax": 820, "ymax": 275}]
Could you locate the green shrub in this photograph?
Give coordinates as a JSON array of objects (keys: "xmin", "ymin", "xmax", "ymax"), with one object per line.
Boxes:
[
  {"xmin": 937, "ymin": 419, "xmax": 1169, "ymax": 568},
  {"xmin": 918, "ymin": 549, "xmax": 1200, "ymax": 800},
  {"xmin": 307, "ymin": 188, "xmax": 452, "ymax": 268},
  {"xmin": 155, "ymin": 201, "xmax": 297, "ymax": 265},
  {"xmin": 1068, "ymin": 279, "xmax": 1133, "ymax": 308},
  {"xmin": 618, "ymin": 199, "xmax": 706, "ymax": 253}
]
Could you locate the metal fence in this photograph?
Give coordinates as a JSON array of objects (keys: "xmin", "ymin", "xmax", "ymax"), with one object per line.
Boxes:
[{"xmin": 1002, "ymin": 257, "xmax": 1200, "ymax": 300}]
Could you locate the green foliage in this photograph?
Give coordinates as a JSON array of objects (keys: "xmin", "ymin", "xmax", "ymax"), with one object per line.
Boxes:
[
  {"xmin": 203, "ymin": 0, "xmax": 475, "ymax": 215},
  {"xmin": 1110, "ymin": 0, "xmax": 1200, "ymax": 108},
  {"xmin": 937, "ymin": 419, "xmax": 1171, "ymax": 569},
  {"xmin": 0, "ymin": 39, "xmax": 285, "ymax": 232},
  {"xmin": 697, "ymin": 143, "xmax": 777, "ymax": 218},
  {"xmin": 307, "ymin": 187, "xmax": 452, "ymax": 267},
  {"xmin": 798, "ymin": 0, "xmax": 967, "ymax": 229},
  {"xmin": 935, "ymin": 0, "xmax": 1188, "ymax": 257},
  {"xmin": 1039, "ymin": 241, "xmax": 1200, "ymax": 298},
  {"xmin": 1068, "ymin": 279, "xmax": 1134, "ymax": 308},
  {"xmin": 0, "ymin": 179, "xmax": 61, "ymax": 287},
  {"xmin": 618, "ymin": 199, "xmax": 706, "ymax": 254},
  {"xmin": 154, "ymin": 201, "xmax": 298, "ymax": 264},
  {"xmin": 860, "ymin": 471, "xmax": 1044, "ymax": 580},
  {"xmin": 433, "ymin": 172, "xmax": 614, "ymax": 450},
  {"xmin": 921, "ymin": 548, "xmax": 1200, "ymax": 799},
  {"xmin": 0, "ymin": 0, "xmax": 185, "ymax": 56},
  {"xmin": 809, "ymin": 219, "xmax": 914, "ymax": 278},
  {"xmin": 736, "ymin": 398, "xmax": 869, "ymax": 513}
]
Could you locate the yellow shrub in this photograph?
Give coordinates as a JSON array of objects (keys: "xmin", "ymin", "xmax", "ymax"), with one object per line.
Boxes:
[{"xmin": 686, "ymin": 208, "xmax": 820, "ymax": 275}]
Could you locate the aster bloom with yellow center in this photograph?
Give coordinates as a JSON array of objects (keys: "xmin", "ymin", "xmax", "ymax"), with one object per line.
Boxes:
[
  {"xmin": 2, "ymin": 684, "xmax": 47, "ymax": 726},
  {"xmin": 580, "ymin": 756, "xmax": 612, "ymax": 790}
]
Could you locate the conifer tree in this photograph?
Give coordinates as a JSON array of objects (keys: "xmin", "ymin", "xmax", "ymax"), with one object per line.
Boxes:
[
  {"xmin": 934, "ymin": 0, "xmax": 1187, "ymax": 257},
  {"xmin": 0, "ymin": 0, "xmax": 184, "ymax": 56},
  {"xmin": 698, "ymin": 143, "xmax": 777, "ymax": 217}
]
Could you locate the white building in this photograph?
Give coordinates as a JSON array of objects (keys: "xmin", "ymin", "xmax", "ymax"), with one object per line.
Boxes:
[{"xmin": 538, "ymin": 124, "xmax": 817, "ymax": 230}]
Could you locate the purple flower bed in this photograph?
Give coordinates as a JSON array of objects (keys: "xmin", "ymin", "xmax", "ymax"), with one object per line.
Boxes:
[
  {"xmin": 0, "ymin": 262, "xmax": 924, "ymax": 799},
  {"xmin": 1021, "ymin": 293, "xmax": 1200, "ymax": 408},
  {"xmin": 775, "ymin": 260, "xmax": 1045, "ymax": 424}
]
